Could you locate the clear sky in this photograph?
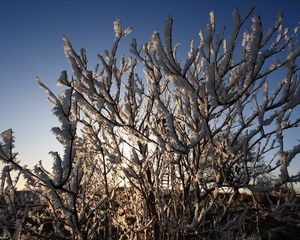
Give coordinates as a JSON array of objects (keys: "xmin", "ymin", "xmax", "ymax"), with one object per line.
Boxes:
[{"xmin": 1, "ymin": 0, "xmax": 300, "ymax": 175}]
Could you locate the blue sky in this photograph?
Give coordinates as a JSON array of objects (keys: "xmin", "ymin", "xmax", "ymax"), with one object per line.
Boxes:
[{"xmin": 1, "ymin": 0, "xmax": 300, "ymax": 174}]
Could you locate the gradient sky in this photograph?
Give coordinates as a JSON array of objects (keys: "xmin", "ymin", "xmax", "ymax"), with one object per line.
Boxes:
[{"xmin": 1, "ymin": 0, "xmax": 300, "ymax": 175}]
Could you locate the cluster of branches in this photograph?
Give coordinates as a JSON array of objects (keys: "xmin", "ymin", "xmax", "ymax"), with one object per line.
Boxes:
[{"xmin": 1, "ymin": 7, "xmax": 300, "ymax": 239}]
